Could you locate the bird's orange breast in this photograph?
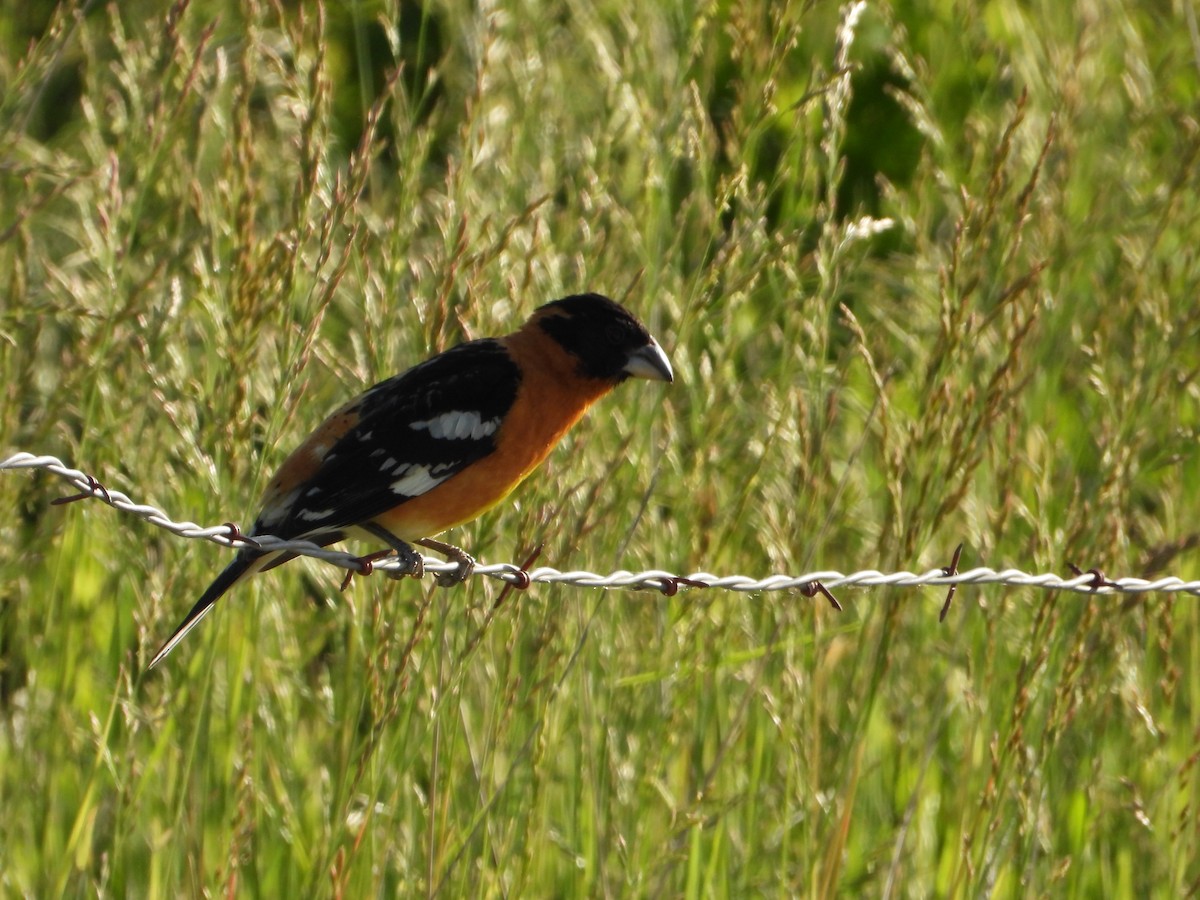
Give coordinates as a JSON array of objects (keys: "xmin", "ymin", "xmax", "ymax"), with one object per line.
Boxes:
[{"xmin": 370, "ymin": 328, "xmax": 615, "ymax": 540}]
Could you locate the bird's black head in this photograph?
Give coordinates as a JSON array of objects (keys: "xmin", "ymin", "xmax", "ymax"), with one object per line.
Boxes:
[{"xmin": 531, "ymin": 293, "xmax": 673, "ymax": 384}]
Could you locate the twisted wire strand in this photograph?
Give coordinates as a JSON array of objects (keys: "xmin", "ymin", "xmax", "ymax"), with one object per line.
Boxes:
[{"xmin": 4, "ymin": 451, "xmax": 1199, "ymax": 597}]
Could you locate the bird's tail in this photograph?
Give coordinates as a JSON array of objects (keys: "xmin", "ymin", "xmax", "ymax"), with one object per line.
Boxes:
[{"xmin": 147, "ymin": 550, "xmax": 266, "ymax": 669}]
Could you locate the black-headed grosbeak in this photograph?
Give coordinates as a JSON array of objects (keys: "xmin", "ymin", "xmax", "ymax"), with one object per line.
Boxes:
[{"xmin": 149, "ymin": 293, "xmax": 672, "ymax": 667}]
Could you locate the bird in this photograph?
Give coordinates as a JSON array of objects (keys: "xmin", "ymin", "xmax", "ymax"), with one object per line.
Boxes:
[{"xmin": 148, "ymin": 292, "xmax": 673, "ymax": 667}]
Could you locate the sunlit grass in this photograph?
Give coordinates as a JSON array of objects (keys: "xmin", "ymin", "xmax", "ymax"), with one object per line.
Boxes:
[{"xmin": 1, "ymin": 0, "xmax": 1199, "ymax": 896}]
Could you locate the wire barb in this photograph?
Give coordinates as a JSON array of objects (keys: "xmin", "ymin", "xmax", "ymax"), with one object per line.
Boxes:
[
  {"xmin": 655, "ymin": 576, "xmax": 711, "ymax": 597},
  {"xmin": 51, "ymin": 473, "xmax": 112, "ymax": 506},
  {"xmin": 1067, "ymin": 563, "xmax": 1119, "ymax": 591},
  {"xmin": 6, "ymin": 452, "xmax": 1200, "ymax": 602},
  {"xmin": 339, "ymin": 549, "xmax": 395, "ymax": 591},
  {"xmin": 800, "ymin": 580, "xmax": 842, "ymax": 611},
  {"xmin": 221, "ymin": 522, "xmax": 261, "ymax": 550},
  {"xmin": 492, "ymin": 544, "xmax": 542, "ymax": 609},
  {"xmin": 939, "ymin": 543, "xmax": 965, "ymax": 622}
]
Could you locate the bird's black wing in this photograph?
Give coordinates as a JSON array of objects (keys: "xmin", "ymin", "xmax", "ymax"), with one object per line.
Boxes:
[{"xmin": 257, "ymin": 338, "xmax": 521, "ymax": 539}]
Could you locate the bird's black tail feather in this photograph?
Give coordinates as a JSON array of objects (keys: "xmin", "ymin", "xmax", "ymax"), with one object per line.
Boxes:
[{"xmin": 147, "ymin": 551, "xmax": 263, "ymax": 669}]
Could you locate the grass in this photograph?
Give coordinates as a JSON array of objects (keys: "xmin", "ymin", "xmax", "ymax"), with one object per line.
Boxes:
[{"xmin": 2, "ymin": 0, "xmax": 1199, "ymax": 895}]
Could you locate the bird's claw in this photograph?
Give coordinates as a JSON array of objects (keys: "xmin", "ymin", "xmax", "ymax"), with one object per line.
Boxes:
[
  {"xmin": 435, "ymin": 548, "xmax": 475, "ymax": 588},
  {"xmin": 414, "ymin": 537, "xmax": 475, "ymax": 587},
  {"xmin": 387, "ymin": 544, "xmax": 425, "ymax": 580}
]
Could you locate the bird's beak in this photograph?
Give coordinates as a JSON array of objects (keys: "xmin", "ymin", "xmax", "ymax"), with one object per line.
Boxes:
[{"xmin": 622, "ymin": 337, "xmax": 673, "ymax": 383}]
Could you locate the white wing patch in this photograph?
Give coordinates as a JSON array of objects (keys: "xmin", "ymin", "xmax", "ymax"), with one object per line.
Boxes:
[
  {"xmin": 390, "ymin": 463, "xmax": 452, "ymax": 497},
  {"xmin": 410, "ymin": 410, "xmax": 500, "ymax": 441},
  {"xmin": 257, "ymin": 487, "xmax": 301, "ymax": 531}
]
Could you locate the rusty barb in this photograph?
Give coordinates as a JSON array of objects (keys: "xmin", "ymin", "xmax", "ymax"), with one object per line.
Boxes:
[
  {"xmin": 800, "ymin": 580, "xmax": 843, "ymax": 611},
  {"xmin": 939, "ymin": 543, "xmax": 965, "ymax": 622},
  {"xmin": 50, "ymin": 472, "xmax": 113, "ymax": 506},
  {"xmin": 1066, "ymin": 563, "xmax": 1121, "ymax": 591},
  {"xmin": 220, "ymin": 522, "xmax": 262, "ymax": 550},
  {"xmin": 658, "ymin": 575, "xmax": 711, "ymax": 597},
  {"xmin": 492, "ymin": 544, "xmax": 543, "ymax": 609}
]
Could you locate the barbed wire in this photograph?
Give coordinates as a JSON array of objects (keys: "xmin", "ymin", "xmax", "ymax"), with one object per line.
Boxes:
[{"xmin": 4, "ymin": 452, "xmax": 1199, "ymax": 610}]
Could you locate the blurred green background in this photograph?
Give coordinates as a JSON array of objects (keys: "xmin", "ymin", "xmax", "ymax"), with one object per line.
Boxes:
[{"xmin": 2, "ymin": 0, "xmax": 1199, "ymax": 896}]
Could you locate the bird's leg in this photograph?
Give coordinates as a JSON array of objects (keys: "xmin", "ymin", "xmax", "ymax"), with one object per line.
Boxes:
[
  {"xmin": 416, "ymin": 537, "xmax": 476, "ymax": 588},
  {"xmin": 360, "ymin": 522, "xmax": 425, "ymax": 579}
]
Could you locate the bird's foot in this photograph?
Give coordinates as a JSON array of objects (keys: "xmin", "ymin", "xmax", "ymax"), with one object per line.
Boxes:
[
  {"xmin": 388, "ymin": 541, "xmax": 426, "ymax": 580},
  {"xmin": 358, "ymin": 522, "xmax": 427, "ymax": 582},
  {"xmin": 417, "ymin": 537, "xmax": 476, "ymax": 587}
]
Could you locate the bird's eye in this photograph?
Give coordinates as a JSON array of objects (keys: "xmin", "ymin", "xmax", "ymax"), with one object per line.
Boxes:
[{"xmin": 605, "ymin": 325, "xmax": 625, "ymax": 345}]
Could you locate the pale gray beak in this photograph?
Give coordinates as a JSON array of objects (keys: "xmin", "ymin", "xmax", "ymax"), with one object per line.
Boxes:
[{"xmin": 622, "ymin": 337, "xmax": 673, "ymax": 383}]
